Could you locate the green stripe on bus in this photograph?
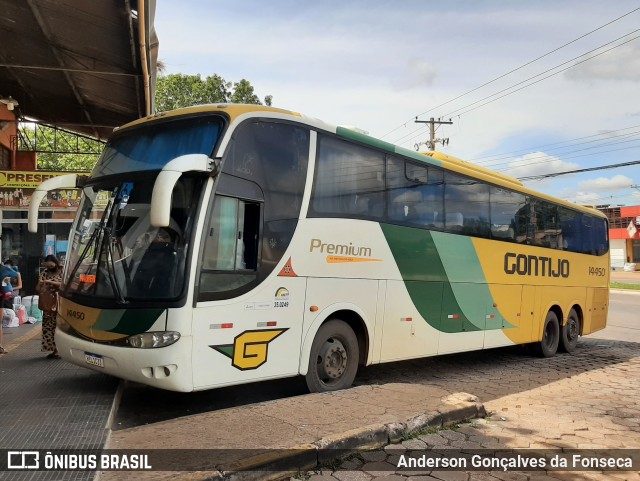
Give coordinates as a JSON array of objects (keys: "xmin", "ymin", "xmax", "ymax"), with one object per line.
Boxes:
[
  {"xmin": 93, "ymin": 308, "xmax": 164, "ymax": 335},
  {"xmin": 336, "ymin": 126, "xmax": 397, "ymax": 153},
  {"xmin": 380, "ymin": 224, "xmax": 480, "ymax": 333},
  {"xmin": 431, "ymin": 232, "xmax": 514, "ymax": 329}
]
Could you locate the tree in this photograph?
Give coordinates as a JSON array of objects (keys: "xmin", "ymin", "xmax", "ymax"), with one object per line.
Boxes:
[
  {"xmin": 36, "ymin": 152, "xmax": 97, "ymax": 171},
  {"xmin": 155, "ymin": 73, "xmax": 272, "ymax": 112},
  {"xmin": 18, "ymin": 124, "xmax": 101, "ymax": 171}
]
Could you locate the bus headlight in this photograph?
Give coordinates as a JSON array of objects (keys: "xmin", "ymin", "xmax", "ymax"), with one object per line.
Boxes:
[{"xmin": 127, "ymin": 331, "xmax": 181, "ymax": 348}]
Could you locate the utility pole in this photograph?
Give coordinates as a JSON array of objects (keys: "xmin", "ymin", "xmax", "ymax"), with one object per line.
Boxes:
[{"xmin": 414, "ymin": 117, "xmax": 453, "ymax": 151}]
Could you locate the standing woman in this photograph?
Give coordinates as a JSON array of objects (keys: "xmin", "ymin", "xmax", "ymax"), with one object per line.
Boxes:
[{"xmin": 37, "ymin": 255, "xmax": 63, "ymax": 359}]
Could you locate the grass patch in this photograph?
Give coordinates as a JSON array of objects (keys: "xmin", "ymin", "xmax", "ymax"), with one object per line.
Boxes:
[{"xmin": 610, "ymin": 282, "xmax": 640, "ymax": 290}]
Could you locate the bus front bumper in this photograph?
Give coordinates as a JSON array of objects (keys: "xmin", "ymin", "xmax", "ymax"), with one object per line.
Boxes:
[{"xmin": 55, "ymin": 328, "xmax": 195, "ymax": 392}]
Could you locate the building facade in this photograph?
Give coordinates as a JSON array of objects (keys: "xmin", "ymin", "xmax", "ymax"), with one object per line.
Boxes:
[
  {"xmin": 0, "ymin": 103, "xmax": 85, "ymax": 294},
  {"xmin": 598, "ymin": 205, "xmax": 640, "ymax": 269}
]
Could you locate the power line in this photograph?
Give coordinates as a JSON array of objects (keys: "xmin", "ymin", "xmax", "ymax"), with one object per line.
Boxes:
[
  {"xmin": 499, "ymin": 144, "xmax": 640, "ymax": 175},
  {"xmin": 469, "ymin": 124, "xmax": 640, "ymax": 163},
  {"xmin": 380, "ymin": 7, "xmax": 640, "ymax": 140},
  {"xmin": 389, "ymin": 27, "xmax": 639, "ymax": 147},
  {"xmin": 445, "ymin": 32, "xmax": 640, "ymax": 119},
  {"xmin": 486, "ymin": 136, "xmax": 640, "ymax": 171},
  {"xmin": 517, "ymin": 159, "xmax": 640, "ymax": 181}
]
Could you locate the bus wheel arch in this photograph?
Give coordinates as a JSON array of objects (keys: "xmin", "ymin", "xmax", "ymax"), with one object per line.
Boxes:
[
  {"xmin": 329, "ymin": 309, "xmax": 369, "ymax": 367},
  {"xmin": 304, "ymin": 317, "xmax": 360, "ymax": 393},
  {"xmin": 531, "ymin": 307, "xmax": 561, "ymax": 358},
  {"xmin": 560, "ymin": 306, "xmax": 582, "ymax": 353}
]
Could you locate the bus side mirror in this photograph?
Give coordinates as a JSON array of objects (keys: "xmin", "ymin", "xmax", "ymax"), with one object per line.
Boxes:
[
  {"xmin": 150, "ymin": 154, "xmax": 218, "ymax": 228},
  {"xmin": 28, "ymin": 174, "xmax": 84, "ymax": 233}
]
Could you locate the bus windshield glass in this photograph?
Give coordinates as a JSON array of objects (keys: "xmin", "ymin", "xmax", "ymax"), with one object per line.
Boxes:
[
  {"xmin": 92, "ymin": 115, "xmax": 223, "ymax": 177},
  {"xmin": 64, "ymin": 174, "xmax": 205, "ymax": 303}
]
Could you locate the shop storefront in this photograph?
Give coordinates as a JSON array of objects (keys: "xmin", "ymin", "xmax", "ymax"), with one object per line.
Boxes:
[{"xmin": 0, "ymin": 170, "xmax": 86, "ymax": 294}]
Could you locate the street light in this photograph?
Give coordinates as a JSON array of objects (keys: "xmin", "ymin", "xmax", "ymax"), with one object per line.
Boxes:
[{"xmin": 0, "ymin": 96, "xmax": 19, "ymax": 111}]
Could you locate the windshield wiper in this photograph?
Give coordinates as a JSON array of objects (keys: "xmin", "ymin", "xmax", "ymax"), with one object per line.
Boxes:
[
  {"xmin": 103, "ymin": 225, "xmax": 127, "ymax": 304},
  {"xmin": 68, "ymin": 198, "xmax": 113, "ymax": 290}
]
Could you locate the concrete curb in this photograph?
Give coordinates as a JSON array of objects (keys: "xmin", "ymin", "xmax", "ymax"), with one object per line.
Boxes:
[
  {"xmin": 610, "ymin": 288, "xmax": 640, "ymax": 295},
  {"xmin": 170, "ymin": 396, "xmax": 486, "ymax": 481}
]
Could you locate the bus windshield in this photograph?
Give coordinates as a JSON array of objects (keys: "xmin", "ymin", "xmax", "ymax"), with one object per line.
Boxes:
[
  {"xmin": 64, "ymin": 174, "xmax": 205, "ymax": 304},
  {"xmin": 92, "ymin": 115, "xmax": 223, "ymax": 177}
]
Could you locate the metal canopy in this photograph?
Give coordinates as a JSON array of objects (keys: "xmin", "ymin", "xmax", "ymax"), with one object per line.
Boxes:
[{"xmin": 0, "ymin": 0, "xmax": 158, "ymax": 140}]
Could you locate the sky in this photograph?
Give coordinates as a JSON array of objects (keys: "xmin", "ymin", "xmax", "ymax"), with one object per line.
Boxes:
[{"xmin": 154, "ymin": 1, "xmax": 640, "ymax": 207}]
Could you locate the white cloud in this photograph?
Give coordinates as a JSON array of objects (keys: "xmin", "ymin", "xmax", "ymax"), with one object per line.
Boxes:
[
  {"xmin": 499, "ymin": 152, "xmax": 580, "ymax": 179},
  {"xmin": 573, "ymin": 191, "xmax": 603, "ymax": 203},
  {"xmin": 392, "ymin": 58, "xmax": 438, "ymax": 90},
  {"xmin": 565, "ymin": 43, "xmax": 640, "ymax": 83},
  {"xmin": 578, "ymin": 175, "xmax": 634, "ymax": 191}
]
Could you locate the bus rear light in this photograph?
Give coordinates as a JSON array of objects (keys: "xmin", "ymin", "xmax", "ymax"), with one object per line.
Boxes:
[
  {"xmin": 258, "ymin": 321, "xmax": 277, "ymax": 327},
  {"xmin": 447, "ymin": 314, "xmax": 460, "ymax": 319},
  {"xmin": 127, "ymin": 331, "xmax": 180, "ymax": 348},
  {"xmin": 211, "ymin": 323, "xmax": 233, "ymax": 329}
]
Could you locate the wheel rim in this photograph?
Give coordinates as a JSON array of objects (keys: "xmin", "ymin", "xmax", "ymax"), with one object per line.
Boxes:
[
  {"xmin": 566, "ymin": 317, "xmax": 579, "ymax": 343},
  {"xmin": 317, "ymin": 337, "xmax": 348, "ymax": 383}
]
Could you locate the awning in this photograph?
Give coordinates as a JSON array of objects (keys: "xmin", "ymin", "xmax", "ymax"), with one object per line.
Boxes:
[{"xmin": 0, "ymin": 0, "xmax": 158, "ymax": 140}]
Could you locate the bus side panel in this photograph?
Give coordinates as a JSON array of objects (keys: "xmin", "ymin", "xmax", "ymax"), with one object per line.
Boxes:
[
  {"xmin": 191, "ymin": 277, "xmax": 307, "ymax": 390},
  {"xmin": 533, "ymin": 286, "xmax": 587, "ymax": 340},
  {"xmin": 484, "ymin": 284, "xmax": 524, "ymax": 348},
  {"xmin": 379, "ymin": 280, "xmax": 440, "ymax": 362},
  {"xmin": 437, "ymin": 283, "xmax": 485, "ymax": 354},
  {"xmin": 300, "ymin": 277, "xmax": 378, "ymax": 374},
  {"xmin": 520, "ymin": 285, "xmax": 536, "ymax": 343},
  {"xmin": 584, "ymin": 287, "xmax": 608, "ymax": 334}
]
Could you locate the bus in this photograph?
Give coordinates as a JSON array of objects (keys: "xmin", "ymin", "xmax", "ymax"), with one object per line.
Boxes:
[{"xmin": 28, "ymin": 104, "xmax": 610, "ymax": 393}]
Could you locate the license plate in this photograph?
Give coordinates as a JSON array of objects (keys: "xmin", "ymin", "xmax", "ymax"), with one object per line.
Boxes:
[{"xmin": 84, "ymin": 352, "xmax": 104, "ymax": 368}]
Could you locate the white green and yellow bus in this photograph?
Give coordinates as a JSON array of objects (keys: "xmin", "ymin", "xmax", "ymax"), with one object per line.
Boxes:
[{"xmin": 28, "ymin": 104, "xmax": 609, "ymax": 393}]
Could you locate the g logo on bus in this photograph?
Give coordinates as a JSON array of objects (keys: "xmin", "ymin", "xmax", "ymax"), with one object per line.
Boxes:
[{"xmin": 211, "ymin": 329, "xmax": 288, "ymax": 370}]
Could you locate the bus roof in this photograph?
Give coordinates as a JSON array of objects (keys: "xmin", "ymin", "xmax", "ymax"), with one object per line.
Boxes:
[{"xmin": 114, "ymin": 104, "xmax": 607, "ymax": 220}]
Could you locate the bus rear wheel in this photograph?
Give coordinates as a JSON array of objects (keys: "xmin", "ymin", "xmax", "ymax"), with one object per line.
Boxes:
[
  {"xmin": 305, "ymin": 319, "xmax": 359, "ymax": 393},
  {"xmin": 531, "ymin": 311, "xmax": 560, "ymax": 358},
  {"xmin": 560, "ymin": 309, "xmax": 580, "ymax": 353}
]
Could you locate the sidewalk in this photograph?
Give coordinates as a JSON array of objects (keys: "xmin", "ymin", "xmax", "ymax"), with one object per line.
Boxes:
[
  {"xmin": 1, "ymin": 323, "xmax": 485, "ymax": 481},
  {"xmin": 102, "ymin": 386, "xmax": 484, "ymax": 481},
  {"xmin": 0, "ymin": 322, "xmax": 118, "ymax": 481}
]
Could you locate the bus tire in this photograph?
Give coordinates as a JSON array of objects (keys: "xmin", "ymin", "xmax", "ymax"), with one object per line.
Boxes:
[
  {"xmin": 305, "ymin": 319, "xmax": 359, "ymax": 393},
  {"xmin": 531, "ymin": 311, "xmax": 560, "ymax": 358},
  {"xmin": 560, "ymin": 309, "xmax": 580, "ymax": 353}
]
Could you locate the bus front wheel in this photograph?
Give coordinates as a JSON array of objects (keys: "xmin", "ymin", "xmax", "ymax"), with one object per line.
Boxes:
[
  {"xmin": 560, "ymin": 309, "xmax": 580, "ymax": 353},
  {"xmin": 531, "ymin": 311, "xmax": 560, "ymax": 358},
  {"xmin": 305, "ymin": 319, "xmax": 359, "ymax": 393}
]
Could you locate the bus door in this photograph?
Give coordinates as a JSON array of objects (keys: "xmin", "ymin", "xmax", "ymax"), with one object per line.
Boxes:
[{"xmin": 191, "ymin": 192, "xmax": 306, "ymax": 389}]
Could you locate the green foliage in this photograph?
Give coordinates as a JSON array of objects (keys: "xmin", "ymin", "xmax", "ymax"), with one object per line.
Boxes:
[
  {"xmin": 155, "ymin": 73, "xmax": 273, "ymax": 111},
  {"xmin": 36, "ymin": 152, "xmax": 97, "ymax": 171},
  {"xmin": 18, "ymin": 124, "xmax": 101, "ymax": 171},
  {"xmin": 610, "ymin": 282, "xmax": 640, "ymax": 290}
]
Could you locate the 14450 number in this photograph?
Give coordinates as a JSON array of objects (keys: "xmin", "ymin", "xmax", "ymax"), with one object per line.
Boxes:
[{"xmin": 588, "ymin": 267, "xmax": 606, "ymax": 276}]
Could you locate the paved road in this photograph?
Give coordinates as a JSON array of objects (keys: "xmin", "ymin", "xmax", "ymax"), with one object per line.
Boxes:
[
  {"xmin": 286, "ymin": 291, "xmax": 640, "ymax": 481},
  {"xmin": 592, "ymin": 290, "xmax": 640, "ymax": 342}
]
